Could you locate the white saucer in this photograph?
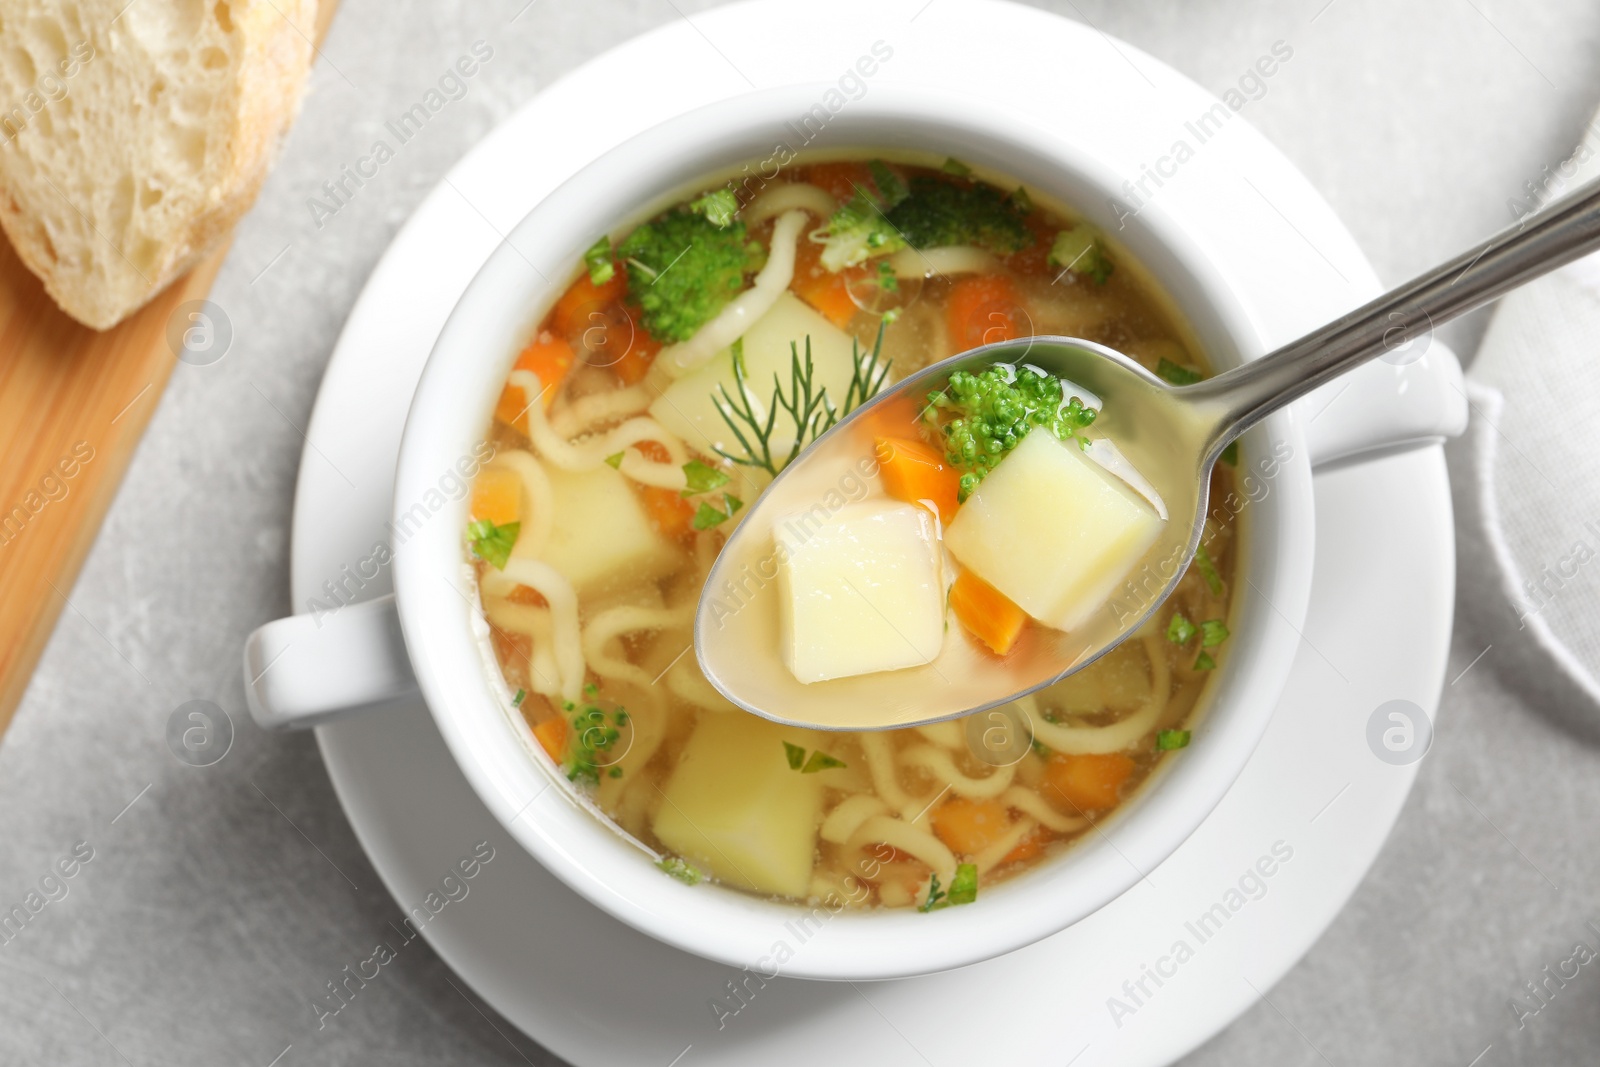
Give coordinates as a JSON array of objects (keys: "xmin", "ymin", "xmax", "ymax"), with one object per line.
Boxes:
[{"xmin": 290, "ymin": 2, "xmax": 1455, "ymax": 1063}]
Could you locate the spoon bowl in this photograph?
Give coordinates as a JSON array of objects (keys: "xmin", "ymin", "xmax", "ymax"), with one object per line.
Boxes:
[
  {"xmin": 699, "ymin": 174, "xmax": 1600, "ymax": 731},
  {"xmin": 695, "ymin": 334, "xmax": 1223, "ymax": 731}
]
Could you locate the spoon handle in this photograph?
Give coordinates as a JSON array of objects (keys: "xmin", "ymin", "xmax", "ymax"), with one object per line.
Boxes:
[{"xmin": 1189, "ymin": 176, "xmax": 1600, "ymax": 446}]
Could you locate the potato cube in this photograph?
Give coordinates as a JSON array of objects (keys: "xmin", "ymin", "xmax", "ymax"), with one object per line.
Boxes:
[
  {"xmin": 775, "ymin": 501, "xmax": 945, "ymax": 683},
  {"xmin": 653, "ymin": 713, "xmax": 824, "ymax": 898},
  {"xmin": 945, "ymin": 429, "xmax": 1163, "ymax": 631},
  {"xmin": 527, "ymin": 464, "xmax": 680, "ymax": 595}
]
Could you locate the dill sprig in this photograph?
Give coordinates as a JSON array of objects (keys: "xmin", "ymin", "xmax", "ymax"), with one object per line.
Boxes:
[{"xmin": 711, "ymin": 322, "xmax": 891, "ymax": 477}]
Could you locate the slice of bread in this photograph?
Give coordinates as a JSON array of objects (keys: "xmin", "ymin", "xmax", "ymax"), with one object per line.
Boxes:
[{"xmin": 0, "ymin": 0, "xmax": 316, "ymax": 329}]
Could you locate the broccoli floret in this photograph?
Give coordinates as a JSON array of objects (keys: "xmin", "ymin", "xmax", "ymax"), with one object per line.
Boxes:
[
  {"xmin": 813, "ymin": 160, "xmax": 910, "ymax": 272},
  {"xmin": 619, "ymin": 210, "xmax": 764, "ymax": 343},
  {"xmin": 1049, "ymin": 224, "xmax": 1114, "ymax": 285},
  {"xmin": 884, "ymin": 176, "xmax": 1033, "ymax": 257},
  {"xmin": 925, "ymin": 365, "xmax": 1097, "ymax": 501}
]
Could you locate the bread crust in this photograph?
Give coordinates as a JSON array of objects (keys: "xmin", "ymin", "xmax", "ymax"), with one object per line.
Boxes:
[{"xmin": 0, "ymin": 0, "xmax": 317, "ymax": 330}]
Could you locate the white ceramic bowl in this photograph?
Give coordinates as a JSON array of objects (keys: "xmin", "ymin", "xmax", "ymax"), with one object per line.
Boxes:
[
  {"xmin": 246, "ymin": 83, "xmax": 1456, "ymax": 980},
  {"xmin": 396, "ymin": 83, "xmax": 1311, "ymax": 980}
]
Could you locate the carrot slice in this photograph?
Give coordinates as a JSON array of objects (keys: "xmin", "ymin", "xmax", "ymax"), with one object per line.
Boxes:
[
  {"xmin": 790, "ymin": 237, "xmax": 860, "ymax": 327},
  {"xmin": 495, "ymin": 335, "xmax": 576, "ymax": 425},
  {"xmin": 533, "ymin": 716, "xmax": 568, "ymax": 762},
  {"xmin": 550, "ymin": 269, "xmax": 627, "ymax": 339},
  {"xmin": 611, "ymin": 331, "xmax": 661, "ymax": 385},
  {"xmin": 1044, "ymin": 752, "xmax": 1136, "ymax": 812},
  {"xmin": 490, "ymin": 627, "xmax": 530, "ymax": 665},
  {"xmin": 874, "ymin": 436, "xmax": 961, "ymax": 523},
  {"xmin": 506, "ymin": 586, "xmax": 546, "ymax": 606},
  {"xmin": 470, "ymin": 466, "xmax": 521, "ymax": 526},
  {"xmin": 949, "ymin": 569, "xmax": 1028, "ymax": 656},
  {"xmin": 1001, "ymin": 826, "xmax": 1048, "ymax": 866},
  {"xmin": 930, "ymin": 797, "xmax": 1011, "ymax": 856},
  {"xmin": 641, "ymin": 486, "xmax": 696, "ymax": 540},
  {"xmin": 946, "ymin": 274, "xmax": 1026, "ymax": 352}
]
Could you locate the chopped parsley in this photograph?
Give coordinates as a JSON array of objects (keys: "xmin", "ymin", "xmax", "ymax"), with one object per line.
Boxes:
[
  {"xmin": 1007, "ymin": 186, "xmax": 1033, "ymax": 215},
  {"xmin": 1048, "ymin": 225, "xmax": 1113, "ymax": 284},
  {"xmin": 782, "ymin": 742, "xmax": 847, "ymax": 773},
  {"xmin": 1220, "ymin": 440, "xmax": 1239, "ymax": 466},
  {"xmin": 946, "ymin": 862, "xmax": 979, "ymax": 905},
  {"xmin": 681, "ymin": 459, "xmax": 731, "ymax": 496},
  {"xmin": 875, "ymin": 258, "xmax": 899, "ymax": 293},
  {"xmin": 564, "ymin": 699, "xmax": 626, "ymax": 785},
  {"xmin": 657, "ymin": 857, "xmax": 703, "ymax": 885},
  {"xmin": 941, "ymin": 157, "xmax": 973, "ymax": 177},
  {"xmin": 466, "ymin": 519, "xmax": 520, "ymax": 570},
  {"xmin": 1166, "ymin": 613, "xmax": 1197, "ymax": 645},
  {"xmin": 1156, "ymin": 357, "xmax": 1202, "ymax": 386},
  {"xmin": 919, "ymin": 863, "xmax": 979, "ymax": 911},
  {"xmin": 583, "ymin": 235, "xmax": 615, "ymax": 286},
  {"xmin": 801, "ymin": 750, "xmax": 846, "ymax": 774},
  {"xmin": 1193, "ymin": 651, "xmax": 1218, "ymax": 671},
  {"xmin": 1156, "ymin": 729, "xmax": 1192, "ymax": 750},
  {"xmin": 1200, "ymin": 619, "xmax": 1230, "ymax": 648},
  {"xmin": 690, "ymin": 187, "xmax": 740, "ymax": 228},
  {"xmin": 512, "ymin": 688, "xmax": 526, "ymax": 707},
  {"xmin": 604, "ymin": 451, "xmax": 624, "ymax": 469},
  {"xmin": 691, "ymin": 493, "xmax": 743, "ymax": 530},
  {"xmin": 1194, "ymin": 543, "xmax": 1225, "ymax": 597}
]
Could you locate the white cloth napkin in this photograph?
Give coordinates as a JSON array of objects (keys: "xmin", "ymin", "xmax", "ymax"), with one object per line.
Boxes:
[{"xmin": 1461, "ymin": 106, "xmax": 1600, "ymax": 726}]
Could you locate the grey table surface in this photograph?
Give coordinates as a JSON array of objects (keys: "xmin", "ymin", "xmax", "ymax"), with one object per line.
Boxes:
[{"xmin": 5, "ymin": 1, "xmax": 1600, "ymax": 1064}]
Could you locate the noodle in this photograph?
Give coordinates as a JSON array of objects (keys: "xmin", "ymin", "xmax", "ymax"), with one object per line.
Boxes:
[
  {"xmin": 492, "ymin": 450, "xmax": 555, "ymax": 559},
  {"xmin": 859, "ymin": 732, "xmax": 912, "ymax": 810},
  {"xmin": 511, "ymin": 369, "xmax": 687, "ymax": 486},
  {"xmin": 901, "ymin": 745, "xmax": 1015, "ymax": 799},
  {"xmin": 888, "ymin": 245, "xmax": 1000, "ymax": 279},
  {"xmin": 820, "ymin": 795, "xmax": 890, "ymax": 844},
  {"xmin": 597, "ymin": 684, "xmax": 667, "ymax": 810},
  {"xmin": 743, "ymin": 182, "xmax": 836, "ymax": 226},
  {"xmin": 849, "ymin": 815, "xmax": 955, "ymax": 880},
  {"xmin": 581, "ymin": 603, "xmax": 693, "ymax": 692},
  {"xmin": 1027, "ymin": 634, "xmax": 1170, "ymax": 755},
  {"xmin": 548, "ymin": 382, "xmax": 654, "ymax": 439},
  {"xmin": 482, "ymin": 597, "xmax": 563, "ymax": 699},
  {"xmin": 973, "ymin": 817, "xmax": 1039, "ymax": 875},
  {"xmin": 483, "ymin": 558, "xmax": 584, "ymax": 701},
  {"xmin": 1000, "ymin": 786, "xmax": 1088, "ymax": 834}
]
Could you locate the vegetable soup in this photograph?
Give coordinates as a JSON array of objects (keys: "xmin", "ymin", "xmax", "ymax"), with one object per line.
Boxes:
[{"xmin": 466, "ymin": 156, "xmax": 1240, "ymax": 911}]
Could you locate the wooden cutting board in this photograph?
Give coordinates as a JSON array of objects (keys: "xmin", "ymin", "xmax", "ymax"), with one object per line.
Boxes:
[{"xmin": 0, "ymin": 0, "xmax": 340, "ymax": 735}]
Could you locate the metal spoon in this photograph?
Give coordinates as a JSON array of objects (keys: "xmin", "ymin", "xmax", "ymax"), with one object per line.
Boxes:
[{"xmin": 697, "ymin": 178, "xmax": 1600, "ymax": 731}]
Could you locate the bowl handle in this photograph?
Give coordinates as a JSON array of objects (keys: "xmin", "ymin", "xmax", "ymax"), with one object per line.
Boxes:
[
  {"xmin": 243, "ymin": 595, "xmax": 419, "ymax": 730},
  {"xmin": 1297, "ymin": 341, "xmax": 1468, "ymax": 469}
]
